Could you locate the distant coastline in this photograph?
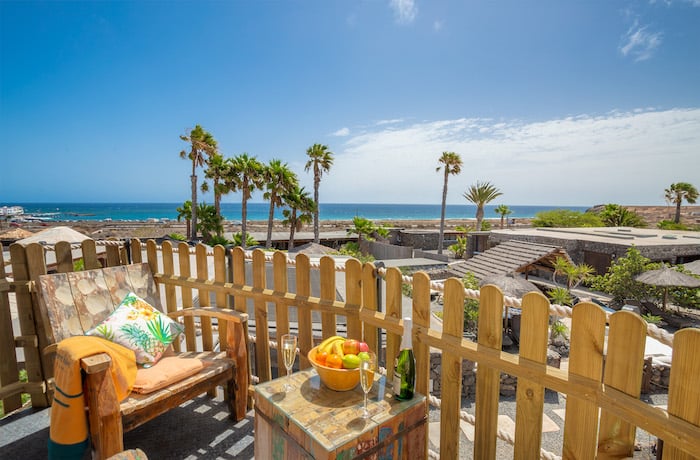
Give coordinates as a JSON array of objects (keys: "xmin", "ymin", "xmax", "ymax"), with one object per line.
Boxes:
[{"xmin": 2, "ymin": 202, "xmax": 593, "ymax": 223}]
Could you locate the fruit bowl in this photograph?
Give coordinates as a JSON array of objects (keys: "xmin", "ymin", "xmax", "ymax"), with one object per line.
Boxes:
[{"xmin": 308, "ymin": 346, "xmax": 360, "ymax": 391}]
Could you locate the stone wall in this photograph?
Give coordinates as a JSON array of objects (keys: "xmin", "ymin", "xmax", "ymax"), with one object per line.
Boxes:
[{"xmin": 429, "ymin": 349, "xmax": 561, "ymax": 397}]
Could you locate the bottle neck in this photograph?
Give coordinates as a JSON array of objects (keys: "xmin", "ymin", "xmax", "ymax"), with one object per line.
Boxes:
[{"xmin": 400, "ymin": 318, "xmax": 412, "ymax": 349}]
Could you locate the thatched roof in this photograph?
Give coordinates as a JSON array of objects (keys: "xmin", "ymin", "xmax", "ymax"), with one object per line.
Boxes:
[
  {"xmin": 288, "ymin": 242, "xmax": 338, "ymax": 255},
  {"xmin": 0, "ymin": 227, "xmax": 34, "ymax": 240},
  {"xmin": 16, "ymin": 226, "xmax": 90, "ymax": 246},
  {"xmin": 449, "ymin": 240, "xmax": 572, "ymax": 280}
]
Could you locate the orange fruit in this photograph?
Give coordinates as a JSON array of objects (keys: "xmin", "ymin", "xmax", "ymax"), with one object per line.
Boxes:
[
  {"xmin": 326, "ymin": 353, "xmax": 343, "ymax": 369},
  {"xmin": 315, "ymin": 351, "xmax": 328, "ymax": 366}
]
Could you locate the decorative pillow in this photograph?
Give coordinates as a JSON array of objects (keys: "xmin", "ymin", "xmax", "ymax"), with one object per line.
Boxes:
[{"xmin": 86, "ymin": 292, "xmax": 184, "ymax": 367}]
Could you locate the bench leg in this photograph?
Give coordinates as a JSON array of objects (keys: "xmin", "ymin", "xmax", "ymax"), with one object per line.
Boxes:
[
  {"xmin": 228, "ymin": 322, "xmax": 249, "ymax": 421},
  {"xmin": 86, "ymin": 369, "xmax": 124, "ymax": 459}
]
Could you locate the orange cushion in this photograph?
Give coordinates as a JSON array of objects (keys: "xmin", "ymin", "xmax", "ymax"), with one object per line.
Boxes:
[{"xmin": 132, "ymin": 356, "xmax": 205, "ymax": 394}]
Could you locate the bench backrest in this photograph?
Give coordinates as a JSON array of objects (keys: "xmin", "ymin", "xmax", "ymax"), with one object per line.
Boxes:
[{"xmin": 38, "ymin": 263, "xmax": 160, "ymax": 344}]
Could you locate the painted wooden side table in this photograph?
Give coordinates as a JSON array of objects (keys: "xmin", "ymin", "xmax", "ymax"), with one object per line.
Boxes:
[{"xmin": 254, "ymin": 368, "xmax": 427, "ymax": 459}]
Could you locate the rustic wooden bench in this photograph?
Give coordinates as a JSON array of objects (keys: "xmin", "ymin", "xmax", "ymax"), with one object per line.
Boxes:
[{"xmin": 38, "ymin": 262, "xmax": 249, "ymax": 460}]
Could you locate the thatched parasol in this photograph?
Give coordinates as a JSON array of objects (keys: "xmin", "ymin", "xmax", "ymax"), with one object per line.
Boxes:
[
  {"xmin": 479, "ymin": 273, "xmax": 539, "ymax": 298},
  {"xmin": 16, "ymin": 226, "xmax": 90, "ymax": 246},
  {"xmin": 0, "ymin": 227, "xmax": 34, "ymax": 240},
  {"xmin": 635, "ymin": 266, "xmax": 700, "ymax": 311},
  {"xmin": 682, "ymin": 260, "xmax": 700, "ymax": 276}
]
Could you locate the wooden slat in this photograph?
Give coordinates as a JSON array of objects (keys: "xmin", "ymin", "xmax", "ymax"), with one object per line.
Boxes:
[
  {"xmin": 10, "ymin": 243, "xmax": 49, "ymax": 407},
  {"xmin": 54, "ymin": 241, "xmax": 74, "ymax": 273},
  {"xmin": 82, "ymin": 239, "xmax": 100, "ymax": 270},
  {"xmin": 514, "ymin": 291, "xmax": 550, "ymax": 459},
  {"xmin": 178, "ymin": 242, "xmax": 196, "ymax": 351},
  {"xmin": 295, "ymin": 253, "xmax": 313, "ymax": 369},
  {"xmin": 474, "ymin": 284, "xmax": 504, "ymax": 460},
  {"xmin": 213, "ymin": 245, "xmax": 228, "ymax": 353},
  {"xmin": 597, "ymin": 311, "xmax": 647, "ymax": 458},
  {"xmin": 563, "ymin": 301, "xmax": 607, "ymax": 459},
  {"xmin": 0, "ymin": 243, "xmax": 21, "ymax": 412},
  {"xmin": 412, "ymin": 271, "xmax": 430, "ymax": 458},
  {"xmin": 231, "ymin": 247, "xmax": 253, "ymax": 408},
  {"xmin": 385, "ymin": 267, "xmax": 402, "ymax": 383},
  {"xmin": 161, "ymin": 242, "xmax": 180, "ymax": 352},
  {"xmin": 319, "ymin": 256, "xmax": 337, "ymax": 338},
  {"xmin": 253, "ymin": 249, "xmax": 271, "ymax": 383},
  {"xmin": 196, "ymin": 244, "xmax": 213, "ymax": 351},
  {"xmin": 105, "ymin": 244, "xmax": 121, "ymax": 267},
  {"xmin": 130, "ymin": 239, "xmax": 143, "ymax": 264},
  {"xmin": 663, "ymin": 328, "xmax": 700, "ymax": 459},
  {"xmin": 344, "ymin": 258, "xmax": 362, "ymax": 341},
  {"xmin": 362, "ymin": 262, "xmax": 379, "ymax": 355},
  {"xmin": 439, "ymin": 277, "xmax": 465, "ymax": 460},
  {"xmin": 273, "ymin": 251, "xmax": 290, "ymax": 375}
]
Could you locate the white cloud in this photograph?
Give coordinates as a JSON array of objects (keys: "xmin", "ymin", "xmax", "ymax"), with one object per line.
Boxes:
[
  {"xmin": 332, "ymin": 127, "xmax": 350, "ymax": 137},
  {"xmin": 389, "ymin": 0, "xmax": 417, "ymax": 24},
  {"xmin": 433, "ymin": 20, "xmax": 443, "ymax": 31},
  {"xmin": 376, "ymin": 118, "xmax": 404, "ymax": 126},
  {"xmin": 620, "ymin": 20, "xmax": 663, "ymax": 61},
  {"xmin": 320, "ymin": 109, "xmax": 700, "ymax": 206}
]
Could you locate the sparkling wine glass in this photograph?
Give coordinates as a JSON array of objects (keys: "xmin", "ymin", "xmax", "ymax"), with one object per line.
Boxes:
[
  {"xmin": 359, "ymin": 352, "xmax": 376, "ymax": 418},
  {"xmin": 281, "ymin": 334, "xmax": 297, "ymax": 392}
]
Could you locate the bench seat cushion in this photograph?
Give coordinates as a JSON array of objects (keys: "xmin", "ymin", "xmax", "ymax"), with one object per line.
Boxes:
[
  {"xmin": 120, "ymin": 351, "xmax": 234, "ymax": 418},
  {"xmin": 133, "ymin": 355, "xmax": 206, "ymax": 394}
]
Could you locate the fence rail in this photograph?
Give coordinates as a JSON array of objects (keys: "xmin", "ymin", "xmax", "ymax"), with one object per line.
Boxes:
[{"xmin": 1, "ymin": 239, "xmax": 699, "ymax": 459}]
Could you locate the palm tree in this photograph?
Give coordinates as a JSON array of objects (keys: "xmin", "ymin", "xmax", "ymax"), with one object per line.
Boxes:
[
  {"xmin": 227, "ymin": 153, "xmax": 264, "ymax": 248},
  {"xmin": 263, "ymin": 159, "xmax": 298, "ymax": 248},
  {"xmin": 304, "ymin": 144, "xmax": 334, "ymax": 243},
  {"xmin": 664, "ymin": 182, "xmax": 698, "ymax": 224},
  {"xmin": 436, "ymin": 151, "xmax": 463, "ymax": 255},
  {"xmin": 176, "ymin": 201, "xmax": 192, "ymax": 240},
  {"xmin": 463, "ymin": 181, "xmax": 502, "ymax": 231},
  {"xmin": 202, "ymin": 152, "xmax": 228, "ymax": 221},
  {"xmin": 494, "ymin": 204, "xmax": 512, "ymax": 229},
  {"xmin": 180, "ymin": 125, "xmax": 217, "ymax": 240},
  {"xmin": 282, "ymin": 185, "xmax": 315, "ymax": 249}
]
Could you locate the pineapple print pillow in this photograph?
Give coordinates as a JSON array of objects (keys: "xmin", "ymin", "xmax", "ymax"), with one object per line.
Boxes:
[{"xmin": 86, "ymin": 292, "xmax": 184, "ymax": 367}]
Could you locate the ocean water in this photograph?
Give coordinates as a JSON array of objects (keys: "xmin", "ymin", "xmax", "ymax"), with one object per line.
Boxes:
[{"xmin": 5, "ymin": 202, "xmax": 591, "ymax": 222}]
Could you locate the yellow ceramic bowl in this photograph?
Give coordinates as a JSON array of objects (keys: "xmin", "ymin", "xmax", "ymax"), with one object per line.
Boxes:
[{"xmin": 308, "ymin": 346, "xmax": 360, "ymax": 391}]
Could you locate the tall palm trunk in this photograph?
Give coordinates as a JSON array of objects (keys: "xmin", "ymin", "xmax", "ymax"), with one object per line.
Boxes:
[
  {"xmin": 674, "ymin": 201, "xmax": 682, "ymax": 224},
  {"xmin": 190, "ymin": 165, "xmax": 198, "ymax": 240},
  {"xmin": 288, "ymin": 211, "xmax": 297, "ymax": 249},
  {"xmin": 241, "ymin": 185, "xmax": 249, "ymax": 249},
  {"xmin": 313, "ymin": 169, "xmax": 320, "ymax": 243},
  {"xmin": 476, "ymin": 207, "xmax": 484, "ymax": 232},
  {"xmin": 438, "ymin": 169, "xmax": 449, "ymax": 255},
  {"xmin": 266, "ymin": 193, "xmax": 276, "ymax": 248}
]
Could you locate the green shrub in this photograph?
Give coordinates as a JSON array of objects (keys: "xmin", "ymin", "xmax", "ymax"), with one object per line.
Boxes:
[
  {"xmin": 657, "ymin": 220, "xmax": 689, "ymax": 230},
  {"xmin": 168, "ymin": 233, "xmax": 187, "ymax": 241},
  {"xmin": 532, "ymin": 209, "xmax": 603, "ymax": 228}
]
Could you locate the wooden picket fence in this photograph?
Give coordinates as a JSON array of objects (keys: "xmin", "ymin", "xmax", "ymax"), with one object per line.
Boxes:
[{"xmin": 1, "ymin": 238, "xmax": 700, "ymax": 459}]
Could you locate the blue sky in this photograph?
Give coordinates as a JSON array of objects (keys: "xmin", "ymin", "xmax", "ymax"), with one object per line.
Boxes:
[{"xmin": 1, "ymin": 0, "xmax": 699, "ymax": 206}]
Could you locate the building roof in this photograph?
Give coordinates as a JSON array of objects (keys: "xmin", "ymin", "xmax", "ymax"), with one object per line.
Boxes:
[
  {"xmin": 490, "ymin": 226, "xmax": 700, "ymax": 247},
  {"xmin": 449, "ymin": 240, "xmax": 572, "ymax": 280}
]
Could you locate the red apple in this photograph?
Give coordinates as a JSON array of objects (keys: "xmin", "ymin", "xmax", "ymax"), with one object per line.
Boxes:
[
  {"xmin": 342, "ymin": 339, "xmax": 360, "ymax": 355},
  {"xmin": 358, "ymin": 341, "xmax": 370, "ymax": 353}
]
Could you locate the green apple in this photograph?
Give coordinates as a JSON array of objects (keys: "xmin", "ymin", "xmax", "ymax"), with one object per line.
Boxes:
[{"xmin": 341, "ymin": 353, "xmax": 360, "ymax": 369}]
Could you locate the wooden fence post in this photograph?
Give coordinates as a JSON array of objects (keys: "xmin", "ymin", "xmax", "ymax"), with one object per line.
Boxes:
[
  {"xmin": 361, "ymin": 262, "xmax": 379, "ymax": 357},
  {"xmin": 474, "ymin": 284, "xmax": 504, "ymax": 460},
  {"xmin": 0, "ymin": 243, "xmax": 21, "ymax": 412},
  {"xmin": 320, "ymin": 256, "xmax": 337, "ymax": 338},
  {"xmin": 253, "ymin": 249, "xmax": 271, "ymax": 383},
  {"xmin": 385, "ymin": 267, "xmax": 403, "ymax": 383},
  {"xmin": 295, "ymin": 254, "xmax": 313, "ymax": 369},
  {"xmin": 344, "ymin": 258, "xmax": 362, "ymax": 341},
  {"xmin": 273, "ymin": 251, "xmax": 290, "ymax": 375},
  {"xmin": 440, "ymin": 277, "xmax": 465, "ymax": 460}
]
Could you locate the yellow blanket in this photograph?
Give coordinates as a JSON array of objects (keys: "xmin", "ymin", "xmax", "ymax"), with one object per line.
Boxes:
[{"xmin": 48, "ymin": 336, "xmax": 137, "ymax": 459}]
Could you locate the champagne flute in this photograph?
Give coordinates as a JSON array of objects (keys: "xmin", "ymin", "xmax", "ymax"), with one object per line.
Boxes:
[
  {"xmin": 281, "ymin": 334, "xmax": 297, "ymax": 392},
  {"xmin": 359, "ymin": 352, "xmax": 376, "ymax": 418}
]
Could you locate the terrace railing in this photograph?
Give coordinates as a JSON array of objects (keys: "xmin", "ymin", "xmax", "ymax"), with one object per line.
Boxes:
[{"xmin": 1, "ymin": 238, "xmax": 700, "ymax": 459}]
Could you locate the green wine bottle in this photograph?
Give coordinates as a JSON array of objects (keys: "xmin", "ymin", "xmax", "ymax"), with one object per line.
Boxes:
[{"xmin": 393, "ymin": 317, "xmax": 415, "ymax": 400}]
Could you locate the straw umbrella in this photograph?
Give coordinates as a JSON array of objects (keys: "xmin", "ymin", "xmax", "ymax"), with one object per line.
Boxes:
[
  {"xmin": 682, "ymin": 260, "xmax": 700, "ymax": 276},
  {"xmin": 634, "ymin": 266, "xmax": 700, "ymax": 311},
  {"xmin": 480, "ymin": 273, "xmax": 539, "ymax": 343}
]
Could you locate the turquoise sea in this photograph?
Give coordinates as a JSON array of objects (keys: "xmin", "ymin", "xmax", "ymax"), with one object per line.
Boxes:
[{"xmin": 4, "ymin": 202, "xmax": 592, "ymax": 222}]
